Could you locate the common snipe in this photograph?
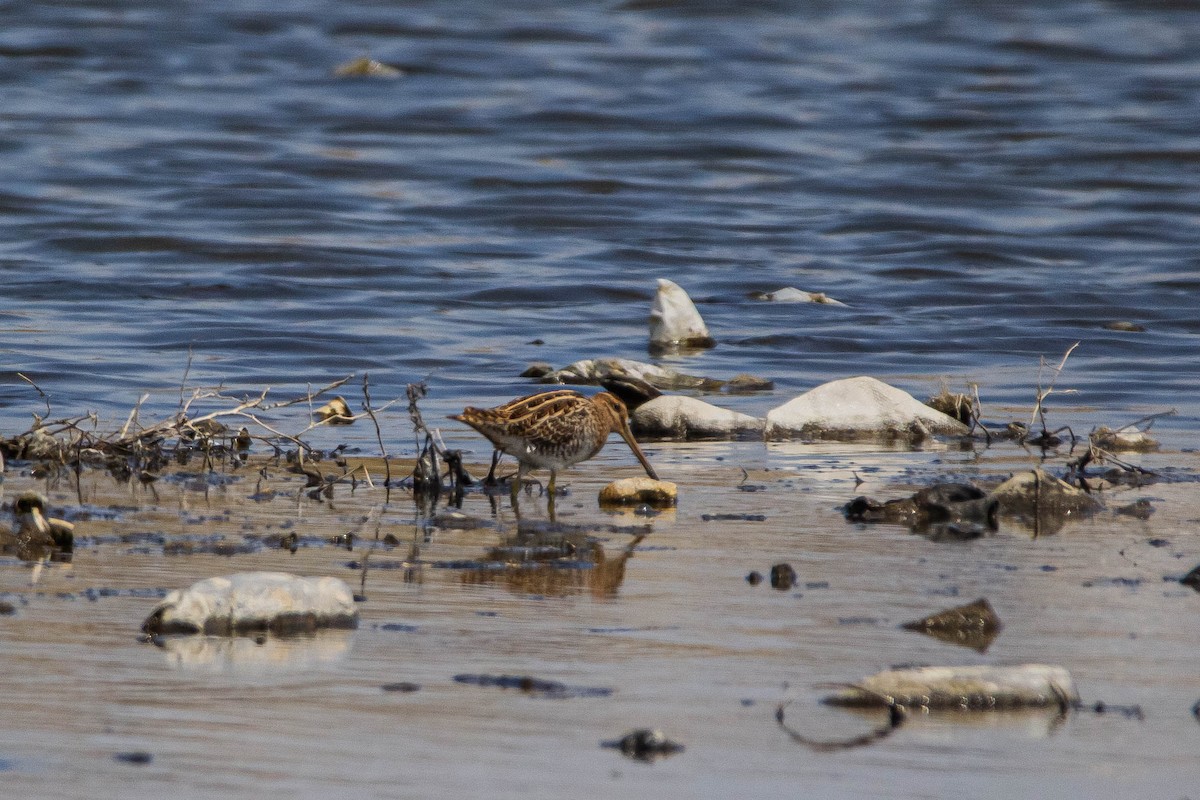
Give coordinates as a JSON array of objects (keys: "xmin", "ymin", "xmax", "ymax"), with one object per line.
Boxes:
[{"xmin": 449, "ymin": 390, "xmax": 659, "ymax": 501}]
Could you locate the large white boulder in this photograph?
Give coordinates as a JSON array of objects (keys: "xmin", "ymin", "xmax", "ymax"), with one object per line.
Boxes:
[
  {"xmin": 632, "ymin": 395, "xmax": 764, "ymax": 440},
  {"xmin": 649, "ymin": 278, "xmax": 714, "ymax": 351},
  {"xmin": 765, "ymin": 376, "xmax": 968, "ymax": 441},
  {"xmin": 143, "ymin": 572, "xmax": 359, "ymax": 635}
]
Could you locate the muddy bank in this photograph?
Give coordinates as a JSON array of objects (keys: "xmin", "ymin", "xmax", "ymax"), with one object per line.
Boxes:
[{"xmin": 1, "ymin": 440, "xmax": 1197, "ymax": 799}]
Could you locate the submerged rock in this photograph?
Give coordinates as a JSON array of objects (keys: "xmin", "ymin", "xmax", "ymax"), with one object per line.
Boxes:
[
  {"xmin": 1090, "ymin": 425, "xmax": 1159, "ymax": 452},
  {"xmin": 631, "ymin": 395, "xmax": 764, "ymax": 440},
  {"xmin": 991, "ymin": 469, "xmax": 1100, "ymax": 518},
  {"xmin": 333, "ymin": 57, "xmax": 404, "ymax": 78},
  {"xmin": 751, "ymin": 287, "xmax": 846, "ymax": 306},
  {"xmin": 765, "ymin": 377, "xmax": 969, "ymax": 442},
  {"xmin": 1179, "ymin": 564, "xmax": 1200, "ymax": 592},
  {"xmin": 533, "ymin": 357, "xmax": 772, "ymax": 396},
  {"xmin": 901, "ymin": 598, "xmax": 1002, "ymax": 653},
  {"xmin": 598, "ymin": 477, "xmax": 677, "ymax": 508},
  {"xmin": 844, "ymin": 482, "xmax": 998, "ymax": 539},
  {"xmin": 603, "ymin": 728, "xmax": 685, "ymax": 761},
  {"xmin": 649, "ymin": 278, "xmax": 714, "ymax": 352},
  {"xmin": 825, "ymin": 664, "xmax": 1078, "ymax": 710},
  {"xmin": 142, "ymin": 572, "xmax": 359, "ymax": 636},
  {"xmin": 535, "ymin": 357, "xmax": 724, "ymax": 392}
]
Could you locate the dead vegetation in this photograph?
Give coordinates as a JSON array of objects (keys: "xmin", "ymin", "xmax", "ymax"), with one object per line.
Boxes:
[{"xmin": 2, "ymin": 362, "xmax": 406, "ymax": 493}]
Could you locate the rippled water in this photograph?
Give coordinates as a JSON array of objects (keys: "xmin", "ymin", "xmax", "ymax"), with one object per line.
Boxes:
[
  {"xmin": 2, "ymin": 0, "xmax": 1199, "ymax": 435},
  {"xmin": 3, "ymin": 1, "xmax": 1200, "ymax": 797}
]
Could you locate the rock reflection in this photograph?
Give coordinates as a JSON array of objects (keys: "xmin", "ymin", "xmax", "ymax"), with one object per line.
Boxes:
[{"xmin": 153, "ymin": 630, "xmax": 354, "ymax": 671}]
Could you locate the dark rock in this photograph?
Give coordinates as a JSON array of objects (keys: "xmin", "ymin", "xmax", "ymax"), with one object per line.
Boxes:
[
  {"xmin": 901, "ymin": 598, "xmax": 1002, "ymax": 653},
  {"xmin": 844, "ymin": 482, "xmax": 997, "ymax": 539},
  {"xmin": 1180, "ymin": 564, "xmax": 1200, "ymax": 592},
  {"xmin": 453, "ymin": 673, "xmax": 612, "ymax": 699},
  {"xmin": 113, "ymin": 751, "xmax": 153, "ymax": 765},
  {"xmin": 770, "ymin": 563, "xmax": 797, "ymax": 590},
  {"xmin": 604, "ymin": 728, "xmax": 685, "ymax": 761},
  {"xmin": 381, "ymin": 682, "xmax": 421, "ymax": 693}
]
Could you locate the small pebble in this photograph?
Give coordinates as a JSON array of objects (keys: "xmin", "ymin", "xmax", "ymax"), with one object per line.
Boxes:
[
  {"xmin": 382, "ymin": 682, "xmax": 421, "ymax": 693},
  {"xmin": 770, "ymin": 563, "xmax": 797, "ymax": 590},
  {"xmin": 114, "ymin": 751, "xmax": 153, "ymax": 765}
]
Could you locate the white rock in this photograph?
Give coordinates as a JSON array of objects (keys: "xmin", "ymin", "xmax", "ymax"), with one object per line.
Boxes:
[
  {"xmin": 765, "ymin": 376, "xmax": 969, "ymax": 441},
  {"xmin": 649, "ymin": 278, "xmax": 714, "ymax": 350},
  {"xmin": 632, "ymin": 395, "xmax": 764, "ymax": 440},
  {"xmin": 757, "ymin": 287, "xmax": 846, "ymax": 306},
  {"xmin": 825, "ymin": 664, "xmax": 1079, "ymax": 710},
  {"xmin": 143, "ymin": 572, "xmax": 359, "ymax": 635}
]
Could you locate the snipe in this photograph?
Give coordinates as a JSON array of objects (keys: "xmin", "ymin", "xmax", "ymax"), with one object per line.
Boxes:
[{"xmin": 449, "ymin": 390, "xmax": 658, "ymax": 502}]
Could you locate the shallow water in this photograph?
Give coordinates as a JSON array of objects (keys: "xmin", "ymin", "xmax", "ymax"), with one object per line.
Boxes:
[
  {"xmin": 3, "ymin": 0, "xmax": 1200, "ymax": 797},
  {"xmin": 3, "ymin": 446, "xmax": 1200, "ymax": 799}
]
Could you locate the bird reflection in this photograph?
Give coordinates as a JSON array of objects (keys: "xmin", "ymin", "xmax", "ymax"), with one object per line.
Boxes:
[{"xmin": 459, "ymin": 526, "xmax": 646, "ymax": 599}]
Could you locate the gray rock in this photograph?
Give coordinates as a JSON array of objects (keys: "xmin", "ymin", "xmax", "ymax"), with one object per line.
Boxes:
[{"xmin": 538, "ymin": 357, "xmax": 726, "ymax": 392}]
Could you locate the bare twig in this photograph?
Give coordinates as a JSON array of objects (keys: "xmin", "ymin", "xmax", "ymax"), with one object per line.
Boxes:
[
  {"xmin": 263, "ymin": 375, "xmax": 354, "ymax": 410},
  {"xmin": 179, "ymin": 347, "xmax": 194, "ymax": 411},
  {"xmin": 361, "ymin": 374, "xmax": 392, "ymax": 487},
  {"xmin": 1029, "ymin": 342, "xmax": 1080, "ymax": 436},
  {"xmin": 1113, "ymin": 409, "xmax": 1176, "ymax": 434},
  {"xmin": 17, "ymin": 373, "xmax": 51, "ymax": 418},
  {"xmin": 118, "ymin": 393, "xmax": 150, "ymax": 440}
]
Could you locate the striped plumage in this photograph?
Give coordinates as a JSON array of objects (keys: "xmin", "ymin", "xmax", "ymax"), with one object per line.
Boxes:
[{"xmin": 450, "ymin": 390, "xmax": 658, "ymax": 500}]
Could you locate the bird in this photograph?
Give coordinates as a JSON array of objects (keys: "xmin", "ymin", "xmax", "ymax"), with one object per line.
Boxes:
[{"xmin": 449, "ymin": 390, "xmax": 659, "ymax": 503}]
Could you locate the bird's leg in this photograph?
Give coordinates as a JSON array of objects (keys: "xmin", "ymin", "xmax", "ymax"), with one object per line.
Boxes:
[
  {"xmin": 485, "ymin": 450, "xmax": 502, "ymax": 486},
  {"xmin": 547, "ymin": 469, "xmax": 557, "ymax": 497}
]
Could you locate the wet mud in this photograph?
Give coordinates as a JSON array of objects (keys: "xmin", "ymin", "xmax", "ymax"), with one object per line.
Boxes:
[{"xmin": 2, "ymin": 440, "xmax": 1199, "ymax": 798}]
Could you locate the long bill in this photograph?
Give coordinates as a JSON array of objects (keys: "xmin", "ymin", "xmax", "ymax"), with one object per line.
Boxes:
[{"xmin": 618, "ymin": 424, "xmax": 660, "ymax": 481}]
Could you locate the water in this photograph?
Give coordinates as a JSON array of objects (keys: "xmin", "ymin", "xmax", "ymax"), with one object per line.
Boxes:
[
  {"xmin": 2, "ymin": 0, "xmax": 1199, "ymax": 434},
  {"xmin": 2, "ymin": 1, "xmax": 1200, "ymax": 797}
]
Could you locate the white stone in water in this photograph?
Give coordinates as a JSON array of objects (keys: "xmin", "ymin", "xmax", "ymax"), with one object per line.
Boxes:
[
  {"xmin": 649, "ymin": 278, "xmax": 714, "ymax": 350},
  {"xmin": 764, "ymin": 376, "xmax": 968, "ymax": 441},
  {"xmin": 143, "ymin": 572, "xmax": 359, "ymax": 635},
  {"xmin": 825, "ymin": 664, "xmax": 1079, "ymax": 710},
  {"xmin": 631, "ymin": 395, "xmax": 764, "ymax": 440},
  {"xmin": 757, "ymin": 287, "xmax": 847, "ymax": 306}
]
